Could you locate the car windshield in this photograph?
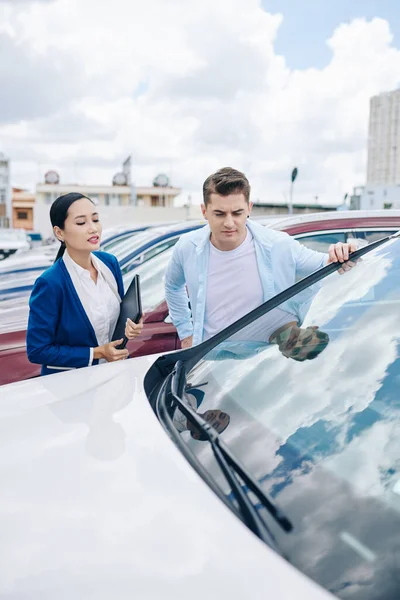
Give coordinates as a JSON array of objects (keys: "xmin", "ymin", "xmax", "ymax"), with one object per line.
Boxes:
[
  {"xmin": 0, "ymin": 270, "xmax": 42, "ymax": 293},
  {"xmin": 112, "ymin": 227, "xmax": 178, "ymax": 262},
  {"xmin": 109, "ymin": 229, "xmax": 162, "ymax": 262},
  {"xmin": 174, "ymin": 236, "xmax": 400, "ymax": 600},
  {"xmin": 101, "ymin": 230, "xmax": 142, "ymax": 254},
  {"xmin": 123, "ymin": 245, "xmax": 173, "ymax": 313}
]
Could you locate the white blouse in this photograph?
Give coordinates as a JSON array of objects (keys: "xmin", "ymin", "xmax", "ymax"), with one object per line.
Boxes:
[{"xmin": 63, "ymin": 251, "xmax": 121, "ymax": 365}]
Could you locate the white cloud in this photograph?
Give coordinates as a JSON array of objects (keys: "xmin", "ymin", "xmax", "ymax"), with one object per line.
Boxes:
[{"xmin": 1, "ymin": 1, "xmax": 400, "ymax": 205}]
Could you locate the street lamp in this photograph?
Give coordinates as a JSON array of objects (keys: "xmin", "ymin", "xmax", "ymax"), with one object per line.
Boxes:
[{"xmin": 289, "ymin": 167, "xmax": 298, "ymax": 215}]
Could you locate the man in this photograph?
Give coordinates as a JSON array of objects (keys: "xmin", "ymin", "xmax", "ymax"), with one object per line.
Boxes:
[{"xmin": 165, "ymin": 167, "xmax": 357, "ymax": 351}]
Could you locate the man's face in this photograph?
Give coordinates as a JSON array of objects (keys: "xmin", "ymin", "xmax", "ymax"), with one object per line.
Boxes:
[{"xmin": 201, "ymin": 193, "xmax": 252, "ymax": 250}]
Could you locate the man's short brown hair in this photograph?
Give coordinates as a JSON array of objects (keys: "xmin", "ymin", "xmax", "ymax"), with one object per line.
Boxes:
[{"xmin": 203, "ymin": 167, "xmax": 250, "ymax": 206}]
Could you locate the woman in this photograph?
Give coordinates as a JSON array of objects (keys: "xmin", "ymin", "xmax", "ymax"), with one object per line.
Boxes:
[{"xmin": 27, "ymin": 193, "xmax": 143, "ymax": 376}]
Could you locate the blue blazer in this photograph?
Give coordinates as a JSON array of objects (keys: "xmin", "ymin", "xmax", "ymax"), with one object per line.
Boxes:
[{"xmin": 27, "ymin": 251, "xmax": 124, "ymax": 377}]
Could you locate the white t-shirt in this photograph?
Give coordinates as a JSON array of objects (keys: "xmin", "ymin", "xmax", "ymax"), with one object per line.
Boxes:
[
  {"xmin": 203, "ymin": 230, "xmax": 296, "ymax": 343},
  {"xmin": 203, "ymin": 230, "xmax": 264, "ymax": 340}
]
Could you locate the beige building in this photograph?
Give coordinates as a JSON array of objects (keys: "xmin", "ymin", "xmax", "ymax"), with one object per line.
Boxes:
[
  {"xmin": 12, "ymin": 188, "xmax": 35, "ymax": 230},
  {"xmin": 367, "ymin": 88, "xmax": 400, "ymax": 186},
  {"xmin": 35, "ymin": 183, "xmax": 181, "ymax": 208},
  {"xmin": 0, "ymin": 152, "xmax": 11, "ymax": 227}
]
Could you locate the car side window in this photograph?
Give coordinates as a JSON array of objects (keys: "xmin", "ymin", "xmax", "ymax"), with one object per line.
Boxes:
[
  {"xmin": 140, "ymin": 238, "xmax": 178, "ymax": 264},
  {"xmin": 295, "ymin": 231, "xmax": 350, "ymax": 252},
  {"xmin": 355, "ymin": 230, "xmax": 398, "ymax": 244}
]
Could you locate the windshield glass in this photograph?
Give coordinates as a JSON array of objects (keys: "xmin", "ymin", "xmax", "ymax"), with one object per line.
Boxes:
[
  {"xmin": 123, "ymin": 246, "xmax": 173, "ymax": 313},
  {"xmin": 178, "ymin": 237, "xmax": 400, "ymax": 600},
  {"xmin": 101, "ymin": 230, "xmax": 142, "ymax": 254},
  {"xmin": 107, "ymin": 229, "xmax": 163, "ymax": 262}
]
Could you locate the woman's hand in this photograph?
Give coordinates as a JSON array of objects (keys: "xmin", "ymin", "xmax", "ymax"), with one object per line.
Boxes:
[
  {"xmin": 94, "ymin": 340, "xmax": 129, "ymax": 362},
  {"xmin": 125, "ymin": 317, "xmax": 144, "ymax": 340}
]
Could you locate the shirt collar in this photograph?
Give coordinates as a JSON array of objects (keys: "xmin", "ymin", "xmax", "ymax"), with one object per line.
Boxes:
[{"xmin": 63, "ymin": 250, "xmax": 101, "ymax": 281}]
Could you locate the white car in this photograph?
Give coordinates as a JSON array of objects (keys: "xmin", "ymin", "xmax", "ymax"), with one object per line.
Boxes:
[
  {"xmin": 0, "ymin": 228, "xmax": 30, "ymax": 260},
  {"xmin": 0, "ymin": 231, "xmax": 399, "ymax": 599}
]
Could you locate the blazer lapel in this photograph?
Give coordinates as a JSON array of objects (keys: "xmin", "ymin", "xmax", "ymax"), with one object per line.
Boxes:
[
  {"xmin": 92, "ymin": 254, "xmax": 121, "ymax": 303},
  {"xmin": 59, "ymin": 259, "xmax": 99, "ymax": 346}
]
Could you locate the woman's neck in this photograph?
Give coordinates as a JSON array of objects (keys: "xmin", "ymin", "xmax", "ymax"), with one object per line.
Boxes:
[{"xmin": 66, "ymin": 248, "xmax": 93, "ymax": 271}]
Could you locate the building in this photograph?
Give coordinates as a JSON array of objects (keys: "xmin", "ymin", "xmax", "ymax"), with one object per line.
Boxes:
[
  {"xmin": 12, "ymin": 187, "xmax": 35, "ymax": 230},
  {"xmin": 251, "ymin": 200, "xmax": 338, "ymax": 216},
  {"xmin": 350, "ymin": 184, "xmax": 400, "ymax": 210},
  {"xmin": 0, "ymin": 153, "xmax": 11, "ymax": 227},
  {"xmin": 35, "ymin": 171, "xmax": 181, "ymax": 209},
  {"xmin": 367, "ymin": 88, "xmax": 400, "ymax": 186}
]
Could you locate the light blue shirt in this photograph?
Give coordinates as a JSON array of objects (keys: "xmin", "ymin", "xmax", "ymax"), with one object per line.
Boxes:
[{"xmin": 164, "ymin": 219, "xmax": 327, "ymax": 346}]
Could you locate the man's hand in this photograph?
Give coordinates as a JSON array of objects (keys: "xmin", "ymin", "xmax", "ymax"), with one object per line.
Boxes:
[
  {"xmin": 327, "ymin": 241, "xmax": 359, "ymax": 274},
  {"xmin": 181, "ymin": 335, "xmax": 193, "ymax": 349}
]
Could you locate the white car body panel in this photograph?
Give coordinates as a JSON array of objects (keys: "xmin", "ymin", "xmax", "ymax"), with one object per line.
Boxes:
[{"xmin": 0, "ymin": 356, "xmax": 333, "ymax": 599}]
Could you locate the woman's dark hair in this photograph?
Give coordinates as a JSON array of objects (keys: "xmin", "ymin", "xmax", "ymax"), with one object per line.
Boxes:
[{"xmin": 50, "ymin": 193, "xmax": 93, "ymax": 262}]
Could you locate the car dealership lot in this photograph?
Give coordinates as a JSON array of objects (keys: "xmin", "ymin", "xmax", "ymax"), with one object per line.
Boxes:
[
  {"xmin": 0, "ymin": 232, "xmax": 399, "ymax": 599},
  {"xmin": 1, "ymin": 210, "xmax": 400, "ymax": 386}
]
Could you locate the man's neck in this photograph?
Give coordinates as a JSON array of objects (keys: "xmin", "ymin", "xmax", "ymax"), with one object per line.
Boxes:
[{"xmin": 210, "ymin": 227, "xmax": 248, "ymax": 251}]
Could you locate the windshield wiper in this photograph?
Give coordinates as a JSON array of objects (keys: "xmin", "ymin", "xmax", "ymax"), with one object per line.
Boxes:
[{"xmin": 170, "ymin": 361, "xmax": 293, "ymax": 549}]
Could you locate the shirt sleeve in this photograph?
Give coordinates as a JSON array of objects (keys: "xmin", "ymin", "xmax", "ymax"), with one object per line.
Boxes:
[
  {"xmin": 27, "ymin": 276, "xmax": 93, "ymax": 369},
  {"xmin": 164, "ymin": 242, "xmax": 194, "ymax": 341},
  {"xmin": 289, "ymin": 236, "xmax": 328, "ymax": 278},
  {"xmin": 88, "ymin": 347, "xmax": 94, "ymax": 366}
]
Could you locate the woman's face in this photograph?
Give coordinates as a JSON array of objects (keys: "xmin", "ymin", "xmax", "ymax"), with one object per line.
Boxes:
[{"xmin": 55, "ymin": 198, "xmax": 102, "ymax": 253}]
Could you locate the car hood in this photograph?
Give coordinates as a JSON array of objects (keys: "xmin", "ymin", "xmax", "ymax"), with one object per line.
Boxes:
[{"xmin": 0, "ymin": 356, "xmax": 332, "ymax": 600}]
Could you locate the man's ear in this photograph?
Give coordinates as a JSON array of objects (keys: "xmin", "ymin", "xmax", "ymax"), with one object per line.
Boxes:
[{"xmin": 200, "ymin": 203, "xmax": 207, "ymax": 220}]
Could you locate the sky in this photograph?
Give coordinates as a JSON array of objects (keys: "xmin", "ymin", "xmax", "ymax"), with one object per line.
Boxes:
[
  {"xmin": 262, "ymin": 0, "xmax": 400, "ymax": 69},
  {"xmin": 1, "ymin": 0, "xmax": 400, "ymax": 207}
]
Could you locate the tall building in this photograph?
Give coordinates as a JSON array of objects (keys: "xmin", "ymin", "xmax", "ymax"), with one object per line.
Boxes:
[
  {"xmin": 367, "ymin": 88, "xmax": 400, "ymax": 186},
  {"xmin": 0, "ymin": 152, "xmax": 11, "ymax": 227}
]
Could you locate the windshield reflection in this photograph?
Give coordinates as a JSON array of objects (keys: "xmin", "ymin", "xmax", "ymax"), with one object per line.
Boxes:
[{"xmin": 177, "ymin": 238, "xmax": 400, "ymax": 600}]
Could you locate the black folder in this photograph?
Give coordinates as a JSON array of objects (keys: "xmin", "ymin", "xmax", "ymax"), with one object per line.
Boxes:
[{"xmin": 112, "ymin": 274, "xmax": 142, "ymax": 349}]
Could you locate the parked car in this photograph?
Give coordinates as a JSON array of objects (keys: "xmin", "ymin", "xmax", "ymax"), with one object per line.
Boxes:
[
  {"xmin": 0, "ymin": 225, "xmax": 156, "ymax": 298},
  {"xmin": 263, "ymin": 209, "xmax": 400, "ymax": 252},
  {"xmin": 0, "ymin": 228, "xmax": 30, "ymax": 260},
  {"xmin": 0, "ymin": 222, "xmax": 203, "ymax": 298},
  {"xmin": 2, "ymin": 213, "xmax": 400, "ymax": 383},
  {"xmin": 145, "ymin": 229, "xmax": 400, "ymax": 600},
  {"xmin": 0, "ymin": 232, "xmax": 398, "ymax": 599},
  {"xmin": 111, "ymin": 220, "xmax": 205, "ymax": 273},
  {"xmin": 0, "ymin": 246, "xmax": 178, "ymax": 385},
  {"xmin": 0, "ymin": 225, "xmax": 150, "ymax": 274}
]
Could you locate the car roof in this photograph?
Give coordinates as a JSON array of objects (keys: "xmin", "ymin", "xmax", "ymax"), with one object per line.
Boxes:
[
  {"xmin": 139, "ymin": 219, "xmax": 206, "ymax": 235},
  {"xmin": 117, "ymin": 220, "xmax": 206, "ymax": 266},
  {"xmin": 259, "ymin": 209, "xmax": 400, "ymax": 233}
]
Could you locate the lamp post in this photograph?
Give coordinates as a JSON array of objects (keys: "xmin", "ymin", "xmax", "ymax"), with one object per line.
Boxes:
[
  {"xmin": 185, "ymin": 194, "xmax": 192, "ymax": 220},
  {"xmin": 289, "ymin": 167, "xmax": 298, "ymax": 215}
]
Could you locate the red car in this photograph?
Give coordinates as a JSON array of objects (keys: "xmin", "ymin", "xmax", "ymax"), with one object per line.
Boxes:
[
  {"xmin": 1, "ymin": 210, "xmax": 400, "ymax": 386},
  {"xmin": 263, "ymin": 209, "xmax": 400, "ymax": 250}
]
